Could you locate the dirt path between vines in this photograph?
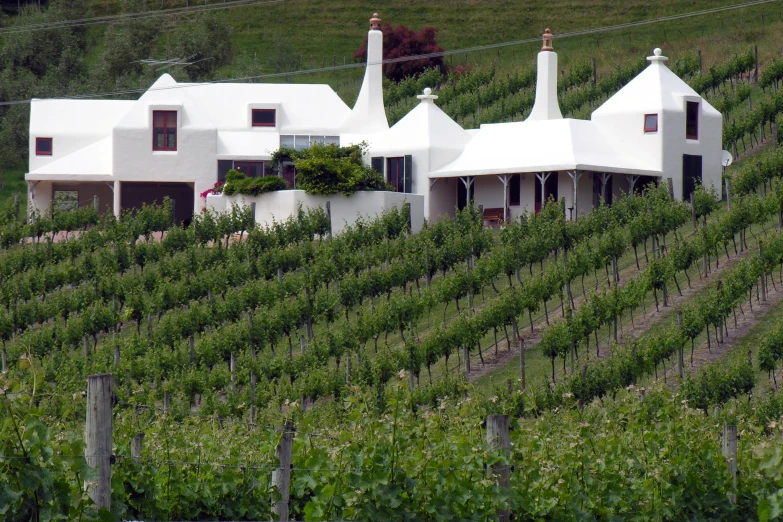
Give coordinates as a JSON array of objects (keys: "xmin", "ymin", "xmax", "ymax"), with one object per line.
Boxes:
[
  {"xmin": 467, "ymin": 243, "xmax": 758, "ymax": 384},
  {"xmin": 660, "ymin": 268, "xmax": 783, "ymax": 386}
]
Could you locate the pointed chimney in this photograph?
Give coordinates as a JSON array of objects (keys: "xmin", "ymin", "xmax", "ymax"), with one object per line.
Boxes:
[
  {"xmin": 342, "ymin": 13, "xmax": 389, "ymax": 134},
  {"xmin": 526, "ymin": 28, "xmax": 563, "ymax": 121}
]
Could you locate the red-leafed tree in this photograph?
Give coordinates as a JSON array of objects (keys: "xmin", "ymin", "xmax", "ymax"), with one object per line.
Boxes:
[{"xmin": 354, "ymin": 23, "xmax": 444, "ymax": 82}]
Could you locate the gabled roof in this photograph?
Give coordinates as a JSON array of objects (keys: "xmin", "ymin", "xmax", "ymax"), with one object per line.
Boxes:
[
  {"xmin": 116, "ymin": 74, "xmax": 351, "ymax": 134},
  {"xmin": 372, "ymin": 95, "xmax": 470, "ymax": 151},
  {"xmin": 30, "ymin": 99, "xmax": 134, "ymax": 136},
  {"xmin": 28, "ymin": 137, "xmax": 113, "ymax": 178},
  {"xmin": 593, "ymin": 51, "xmax": 720, "ymax": 116},
  {"xmin": 430, "ymin": 118, "xmax": 660, "ymax": 178}
]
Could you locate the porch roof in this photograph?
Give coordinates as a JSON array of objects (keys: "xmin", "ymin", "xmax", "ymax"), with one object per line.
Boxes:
[
  {"xmin": 27, "ymin": 137, "xmax": 112, "ymax": 179},
  {"xmin": 429, "ymin": 118, "xmax": 661, "ymax": 178}
]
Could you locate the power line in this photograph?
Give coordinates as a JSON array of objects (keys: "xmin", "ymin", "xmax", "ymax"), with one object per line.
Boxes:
[
  {"xmin": 0, "ymin": 0, "xmax": 779, "ymax": 107},
  {"xmin": 0, "ymin": 0, "xmax": 284, "ymax": 35}
]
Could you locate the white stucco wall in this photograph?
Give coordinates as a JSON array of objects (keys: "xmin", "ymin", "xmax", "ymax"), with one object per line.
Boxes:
[{"xmin": 207, "ymin": 190, "xmax": 424, "ymax": 235}]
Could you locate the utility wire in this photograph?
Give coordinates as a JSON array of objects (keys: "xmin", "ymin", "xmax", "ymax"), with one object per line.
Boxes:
[
  {"xmin": 0, "ymin": 0, "xmax": 778, "ymax": 107},
  {"xmin": 0, "ymin": 0, "xmax": 284, "ymax": 35}
]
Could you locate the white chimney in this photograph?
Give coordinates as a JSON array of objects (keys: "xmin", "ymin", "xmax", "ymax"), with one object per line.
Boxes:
[
  {"xmin": 342, "ymin": 13, "xmax": 389, "ymax": 134},
  {"xmin": 526, "ymin": 28, "xmax": 563, "ymax": 122}
]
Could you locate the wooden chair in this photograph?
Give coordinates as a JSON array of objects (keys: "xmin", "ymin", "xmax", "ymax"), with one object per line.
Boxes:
[{"xmin": 483, "ymin": 207, "xmax": 505, "ymax": 226}]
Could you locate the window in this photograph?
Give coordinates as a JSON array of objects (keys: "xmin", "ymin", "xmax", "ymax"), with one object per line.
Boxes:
[
  {"xmin": 280, "ymin": 135, "xmax": 340, "ymax": 150},
  {"xmin": 53, "ymin": 190, "xmax": 78, "ymax": 212},
  {"xmin": 217, "ymin": 160, "xmax": 233, "ymax": 183},
  {"xmin": 386, "ymin": 156, "xmax": 412, "ymax": 193},
  {"xmin": 509, "ymin": 174, "xmax": 521, "ymax": 206},
  {"xmin": 252, "ymin": 109, "xmax": 276, "ymax": 127},
  {"xmin": 153, "ymin": 111, "xmax": 177, "ymax": 151},
  {"xmin": 234, "ymin": 161, "xmax": 264, "ymax": 178},
  {"xmin": 36, "ymin": 137, "xmax": 53, "ymax": 156},
  {"xmin": 387, "ymin": 157, "xmax": 405, "ymax": 193},
  {"xmin": 644, "ymin": 114, "xmax": 658, "ymax": 133},
  {"xmin": 686, "ymin": 102, "xmax": 699, "ymax": 140},
  {"xmin": 371, "ymin": 157, "xmax": 384, "ymax": 175}
]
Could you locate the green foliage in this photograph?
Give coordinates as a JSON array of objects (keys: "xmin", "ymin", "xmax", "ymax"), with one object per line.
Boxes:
[
  {"xmin": 222, "ymin": 170, "xmax": 288, "ymax": 196},
  {"xmin": 280, "ymin": 143, "xmax": 391, "ymax": 196}
]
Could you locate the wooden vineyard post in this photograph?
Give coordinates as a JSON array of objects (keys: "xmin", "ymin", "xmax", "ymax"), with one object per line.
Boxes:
[
  {"xmin": 230, "ymin": 352, "xmax": 236, "ymax": 390},
  {"xmin": 131, "ymin": 433, "xmax": 144, "ymax": 463},
  {"xmin": 486, "ymin": 415, "xmax": 511, "ymax": 522},
  {"xmin": 722, "ymin": 424, "xmax": 738, "ymax": 504},
  {"xmin": 272, "ymin": 420, "xmax": 295, "ymax": 521},
  {"xmin": 726, "ymin": 179, "xmax": 732, "ymax": 212},
  {"xmin": 464, "ymin": 344, "xmax": 470, "ymax": 377},
  {"xmin": 325, "ymin": 201, "xmax": 332, "ymax": 239},
  {"xmin": 2, "ymin": 344, "xmax": 6, "ymax": 374},
  {"xmin": 113, "ymin": 342, "xmax": 120, "ymax": 369},
  {"xmin": 86, "ymin": 374, "xmax": 113, "ymax": 512},
  {"xmin": 14, "ymin": 193, "xmax": 19, "ymax": 222},
  {"xmin": 250, "ymin": 371, "xmax": 257, "ymax": 425},
  {"xmin": 520, "ymin": 338, "xmax": 526, "ymax": 390},
  {"xmin": 677, "ymin": 312, "xmax": 684, "ymax": 379},
  {"xmin": 93, "ymin": 195, "xmax": 99, "ymax": 213},
  {"xmin": 691, "ymin": 192, "xmax": 697, "ymax": 230}
]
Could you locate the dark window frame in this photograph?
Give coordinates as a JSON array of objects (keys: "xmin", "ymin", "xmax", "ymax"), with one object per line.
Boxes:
[
  {"xmin": 152, "ymin": 110, "xmax": 178, "ymax": 151},
  {"xmin": 233, "ymin": 161, "xmax": 265, "ymax": 177},
  {"xmin": 252, "ymin": 109, "xmax": 276, "ymax": 127},
  {"xmin": 643, "ymin": 113, "xmax": 658, "ymax": 133},
  {"xmin": 36, "ymin": 137, "xmax": 53, "ymax": 156},
  {"xmin": 387, "ymin": 157, "xmax": 405, "ymax": 193},
  {"xmin": 686, "ymin": 102, "xmax": 699, "ymax": 140}
]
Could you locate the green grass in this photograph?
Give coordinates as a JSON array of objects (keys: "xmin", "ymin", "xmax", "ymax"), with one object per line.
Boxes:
[
  {"xmin": 0, "ymin": 168, "xmax": 27, "ymax": 218},
  {"xmin": 69, "ymin": 0, "xmax": 783, "ymax": 105}
]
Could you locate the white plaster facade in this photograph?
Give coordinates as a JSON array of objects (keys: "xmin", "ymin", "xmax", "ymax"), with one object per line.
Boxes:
[
  {"xmin": 27, "ymin": 17, "xmax": 725, "ymax": 228},
  {"xmin": 207, "ymin": 190, "xmax": 424, "ymax": 235}
]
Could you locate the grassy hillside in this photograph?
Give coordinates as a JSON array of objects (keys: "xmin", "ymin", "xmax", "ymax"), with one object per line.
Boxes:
[{"xmin": 69, "ymin": 1, "xmax": 783, "ymax": 98}]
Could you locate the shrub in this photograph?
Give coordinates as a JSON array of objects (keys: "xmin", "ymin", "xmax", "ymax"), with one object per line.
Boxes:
[
  {"xmin": 274, "ymin": 143, "xmax": 391, "ymax": 196},
  {"xmin": 222, "ymin": 171, "xmax": 288, "ymax": 196},
  {"xmin": 354, "ymin": 22, "xmax": 444, "ymax": 82}
]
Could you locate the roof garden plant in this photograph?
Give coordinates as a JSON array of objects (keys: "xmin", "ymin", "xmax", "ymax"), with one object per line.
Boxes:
[
  {"xmin": 272, "ymin": 142, "xmax": 392, "ymax": 196},
  {"xmin": 222, "ymin": 170, "xmax": 288, "ymax": 196}
]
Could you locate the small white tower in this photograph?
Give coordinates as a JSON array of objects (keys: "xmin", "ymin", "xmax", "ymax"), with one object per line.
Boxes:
[
  {"xmin": 526, "ymin": 28, "xmax": 563, "ymax": 122},
  {"xmin": 342, "ymin": 13, "xmax": 389, "ymax": 134}
]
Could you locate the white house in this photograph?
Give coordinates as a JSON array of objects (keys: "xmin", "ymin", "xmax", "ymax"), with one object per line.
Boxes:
[
  {"xmin": 368, "ymin": 29, "xmax": 723, "ymax": 222},
  {"xmin": 26, "ymin": 16, "xmax": 723, "ymax": 228}
]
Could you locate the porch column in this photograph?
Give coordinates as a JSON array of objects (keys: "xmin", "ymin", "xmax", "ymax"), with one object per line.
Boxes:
[
  {"xmin": 598, "ymin": 173, "xmax": 611, "ymax": 204},
  {"xmin": 113, "ymin": 180, "xmax": 121, "ymax": 219},
  {"xmin": 626, "ymin": 175, "xmax": 639, "ymax": 195},
  {"xmin": 26, "ymin": 181, "xmax": 34, "ymax": 221},
  {"xmin": 566, "ymin": 170, "xmax": 583, "ymax": 220},
  {"xmin": 535, "ymin": 172, "xmax": 551, "ymax": 207},
  {"xmin": 496, "ymin": 174, "xmax": 511, "ymax": 224}
]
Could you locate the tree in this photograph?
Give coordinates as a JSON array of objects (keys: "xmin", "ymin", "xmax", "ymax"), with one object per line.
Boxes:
[
  {"xmin": 170, "ymin": 15, "xmax": 233, "ymax": 81},
  {"xmin": 354, "ymin": 22, "xmax": 444, "ymax": 82}
]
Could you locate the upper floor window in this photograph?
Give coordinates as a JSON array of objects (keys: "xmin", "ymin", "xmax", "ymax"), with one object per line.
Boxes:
[
  {"xmin": 280, "ymin": 135, "xmax": 340, "ymax": 150},
  {"xmin": 252, "ymin": 109, "xmax": 276, "ymax": 127},
  {"xmin": 686, "ymin": 102, "xmax": 699, "ymax": 140},
  {"xmin": 644, "ymin": 114, "xmax": 658, "ymax": 133},
  {"xmin": 153, "ymin": 110, "xmax": 177, "ymax": 151},
  {"xmin": 36, "ymin": 137, "xmax": 53, "ymax": 155}
]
